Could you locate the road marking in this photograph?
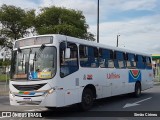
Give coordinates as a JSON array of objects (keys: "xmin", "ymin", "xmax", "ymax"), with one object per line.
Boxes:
[{"xmin": 123, "ymin": 97, "xmax": 152, "ymax": 108}]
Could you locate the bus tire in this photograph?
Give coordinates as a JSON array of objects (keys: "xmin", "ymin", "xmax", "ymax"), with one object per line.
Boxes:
[
  {"xmin": 79, "ymin": 88, "xmax": 94, "ymax": 111},
  {"xmin": 134, "ymin": 82, "xmax": 141, "ymax": 97}
]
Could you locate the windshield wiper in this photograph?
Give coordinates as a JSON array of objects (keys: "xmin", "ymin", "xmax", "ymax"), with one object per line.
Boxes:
[{"xmin": 34, "ymin": 44, "xmax": 46, "ymax": 61}]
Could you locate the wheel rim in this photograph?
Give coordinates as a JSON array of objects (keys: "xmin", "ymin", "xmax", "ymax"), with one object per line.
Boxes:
[
  {"xmin": 81, "ymin": 89, "xmax": 94, "ymax": 110},
  {"xmin": 84, "ymin": 94, "xmax": 92, "ymax": 105}
]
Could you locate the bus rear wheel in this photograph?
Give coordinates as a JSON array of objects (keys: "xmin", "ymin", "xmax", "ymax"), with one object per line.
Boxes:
[
  {"xmin": 79, "ymin": 88, "xmax": 94, "ymax": 111},
  {"xmin": 134, "ymin": 82, "xmax": 141, "ymax": 97}
]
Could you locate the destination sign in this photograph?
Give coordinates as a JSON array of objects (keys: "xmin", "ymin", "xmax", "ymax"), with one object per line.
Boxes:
[{"xmin": 14, "ymin": 36, "xmax": 53, "ymax": 48}]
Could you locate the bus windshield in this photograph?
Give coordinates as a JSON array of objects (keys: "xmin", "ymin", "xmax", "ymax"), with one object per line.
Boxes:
[{"xmin": 10, "ymin": 46, "xmax": 56, "ymax": 80}]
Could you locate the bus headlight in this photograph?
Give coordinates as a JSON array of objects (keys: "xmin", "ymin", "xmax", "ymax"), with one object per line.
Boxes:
[
  {"xmin": 10, "ymin": 91, "xmax": 15, "ymax": 97},
  {"xmin": 48, "ymin": 88, "xmax": 54, "ymax": 94}
]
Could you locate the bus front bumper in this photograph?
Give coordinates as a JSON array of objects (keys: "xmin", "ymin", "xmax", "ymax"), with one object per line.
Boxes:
[{"xmin": 9, "ymin": 89, "xmax": 57, "ymax": 107}]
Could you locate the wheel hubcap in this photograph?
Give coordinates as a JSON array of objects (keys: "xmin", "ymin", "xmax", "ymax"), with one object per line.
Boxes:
[{"xmin": 84, "ymin": 94, "xmax": 92, "ymax": 104}]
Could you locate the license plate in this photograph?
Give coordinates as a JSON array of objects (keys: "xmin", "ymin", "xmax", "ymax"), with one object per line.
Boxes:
[{"xmin": 23, "ymin": 98, "xmax": 31, "ymax": 101}]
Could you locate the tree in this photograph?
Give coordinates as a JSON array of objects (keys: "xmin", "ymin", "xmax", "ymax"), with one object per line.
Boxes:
[
  {"xmin": 35, "ymin": 6, "xmax": 95, "ymax": 41},
  {"xmin": 2, "ymin": 59, "xmax": 11, "ymax": 67},
  {"xmin": 0, "ymin": 4, "xmax": 35, "ymax": 40},
  {"xmin": 0, "ymin": 37, "xmax": 12, "ymax": 49},
  {"xmin": 0, "ymin": 37, "xmax": 6, "ymax": 46},
  {"xmin": 0, "ymin": 59, "xmax": 3, "ymax": 66}
]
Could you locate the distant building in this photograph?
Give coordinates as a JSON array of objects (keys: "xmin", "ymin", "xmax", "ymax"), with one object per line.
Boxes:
[
  {"xmin": 152, "ymin": 54, "xmax": 160, "ymax": 67},
  {"xmin": 152, "ymin": 54, "xmax": 160, "ymax": 80}
]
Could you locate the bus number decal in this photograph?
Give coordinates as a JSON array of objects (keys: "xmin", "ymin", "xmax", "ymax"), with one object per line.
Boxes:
[{"xmin": 129, "ymin": 70, "xmax": 141, "ymax": 83}]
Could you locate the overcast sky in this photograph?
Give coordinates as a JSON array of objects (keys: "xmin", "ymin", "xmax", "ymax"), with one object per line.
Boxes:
[{"xmin": 0, "ymin": 0, "xmax": 160, "ymax": 54}]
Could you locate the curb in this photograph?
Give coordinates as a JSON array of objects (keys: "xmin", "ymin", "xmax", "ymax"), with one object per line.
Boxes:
[{"xmin": 154, "ymin": 82, "xmax": 160, "ymax": 85}]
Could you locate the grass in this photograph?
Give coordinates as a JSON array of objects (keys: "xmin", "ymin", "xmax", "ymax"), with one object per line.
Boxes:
[{"xmin": 0, "ymin": 74, "xmax": 10, "ymax": 81}]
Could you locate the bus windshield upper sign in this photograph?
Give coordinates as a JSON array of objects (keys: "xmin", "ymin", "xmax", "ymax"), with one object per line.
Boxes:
[{"xmin": 14, "ymin": 36, "xmax": 53, "ymax": 48}]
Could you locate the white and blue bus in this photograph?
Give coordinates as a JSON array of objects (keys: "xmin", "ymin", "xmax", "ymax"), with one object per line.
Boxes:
[{"xmin": 9, "ymin": 34, "xmax": 153, "ymax": 110}]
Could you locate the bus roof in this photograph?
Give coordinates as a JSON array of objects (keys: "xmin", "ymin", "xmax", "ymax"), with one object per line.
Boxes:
[
  {"xmin": 54, "ymin": 34, "xmax": 151, "ymax": 57},
  {"xmin": 16, "ymin": 34, "xmax": 151, "ymax": 57}
]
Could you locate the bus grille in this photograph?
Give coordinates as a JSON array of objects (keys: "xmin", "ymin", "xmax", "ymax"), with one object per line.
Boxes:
[
  {"xmin": 12, "ymin": 83, "xmax": 46, "ymax": 91},
  {"xmin": 17, "ymin": 101, "xmax": 41, "ymax": 105}
]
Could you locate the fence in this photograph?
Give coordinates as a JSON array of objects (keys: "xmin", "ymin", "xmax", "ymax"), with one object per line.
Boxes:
[
  {"xmin": 0, "ymin": 66, "xmax": 9, "ymax": 96},
  {"xmin": 0, "ymin": 82, "xmax": 9, "ymax": 96}
]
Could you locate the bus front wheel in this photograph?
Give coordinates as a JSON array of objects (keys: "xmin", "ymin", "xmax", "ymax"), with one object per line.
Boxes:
[{"xmin": 79, "ymin": 88, "xmax": 94, "ymax": 111}]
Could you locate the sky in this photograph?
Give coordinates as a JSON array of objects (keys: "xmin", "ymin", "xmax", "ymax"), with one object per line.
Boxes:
[{"xmin": 0, "ymin": 0, "xmax": 160, "ymax": 54}]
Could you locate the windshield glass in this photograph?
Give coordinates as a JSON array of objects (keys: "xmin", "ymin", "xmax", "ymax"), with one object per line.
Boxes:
[{"xmin": 10, "ymin": 46, "xmax": 56, "ymax": 80}]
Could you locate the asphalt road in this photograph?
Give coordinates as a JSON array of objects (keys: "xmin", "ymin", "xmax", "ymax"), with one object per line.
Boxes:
[{"xmin": 0, "ymin": 84, "xmax": 160, "ymax": 120}]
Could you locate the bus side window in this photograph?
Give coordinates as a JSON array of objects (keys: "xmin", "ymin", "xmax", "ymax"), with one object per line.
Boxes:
[
  {"xmin": 146, "ymin": 57, "xmax": 152, "ymax": 69},
  {"xmin": 114, "ymin": 51, "xmax": 126, "ymax": 69},
  {"xmin": 99, "ymin": 48, "xmax": 114, "ymax": 68},
  {"xmin": 60, "ymin": 42, "xmax": 79, "ymax": 78},
  {"xmin": 136, "ymin": 55, "xmax": 145, "ymax": 69},
  {"xmin": 143, "ymin": 56, "xmax": 146, "ymax": 69},
  {"xmin": 79, "ymin": 45, "xmax": 99, "ymax": 68},
  {"xmin": 126, "ymin": 53, "xmax": 136, "ymax": 69}
]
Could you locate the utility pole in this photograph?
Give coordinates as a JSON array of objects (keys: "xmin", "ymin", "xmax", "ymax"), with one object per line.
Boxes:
[
  {"xmin": 116, "ymin": 34, "xmax": 120, "ymax": 47},
  {"xmin": 97, "ymin": 0, "xmax": 99, "ymax": 43}
]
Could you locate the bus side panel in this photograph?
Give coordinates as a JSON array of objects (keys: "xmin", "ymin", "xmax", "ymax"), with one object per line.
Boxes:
[
  {"xmin": 127, "ymin": 69, "xmax": 137, "ymax": 93},
  {"xmin": 60, "ymin": 68, "xmax": 105, "ymax": 106},
  {"xmin": 141, "ymin": 70, "xmax": 153, "ymax": 91},
  {"xmin": 54, "ymin": 68, "xmax": 153, "ymax": 107},
  {"xmin": 41, "ymin": 92, "xmax": 57, "ymax": 107},
  {"xmin": 56, "ymin": 72, "xmax": 84, "ymax": 106},
  {"xmin": 64, "ymin": 88, "xmax": 80, "ymax": 105},
  {"xmin": 79, "ymin": 68, "xmax": 104, "ymax": 99}
]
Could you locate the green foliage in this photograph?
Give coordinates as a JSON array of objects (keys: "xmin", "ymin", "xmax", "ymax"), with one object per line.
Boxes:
[
  {"xmin": 0, "ymin": 4, "xmax": 35, "ymax": 40},
  {"xmin": 0, "ymin": 37, "xmax": 12, "ymax": 48},
  {"xmin": 0, "ymin": 37, "xmax": 5, "ymax": 46},
  {"xmin": 35, "ymin": 6, "xmax": 95, "ymax": 41},
  {"xmin": 0, "ymin": 59, "xmax": 3, "ymax": 66},
  {"xmin": 0, "ymin": 59, "xmax": 11, "ymax": 67},
  {"xmin": 0, "ymin": 4, "xmax": 95, "ymax": 42},
  {"xmin": 2, "ymin": 59, "xmax": 11, "ymax": 67},
  {"xmin": 0, "ymin": 74, "xmax": 10, "ymax": 81}
]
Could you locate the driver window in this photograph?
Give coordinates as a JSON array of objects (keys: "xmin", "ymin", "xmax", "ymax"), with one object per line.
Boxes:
[{"xmin": 60, "ymin": 42, "xmax": 79, "ymax": 78}]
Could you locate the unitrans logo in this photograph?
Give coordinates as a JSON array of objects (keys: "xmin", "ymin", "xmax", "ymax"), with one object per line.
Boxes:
[{"xmin": 107, "ymin": 73, "xmax": 120, "ymax": 79}]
